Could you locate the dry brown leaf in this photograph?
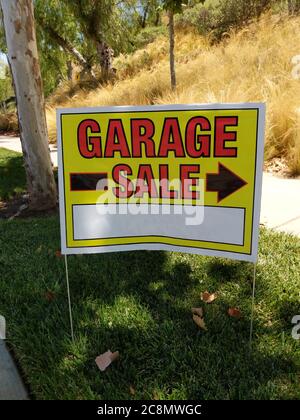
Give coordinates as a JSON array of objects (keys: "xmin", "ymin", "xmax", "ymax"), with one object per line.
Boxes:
[
  {"xmin": 45, "ymin": 290, "xmax": 55, "ymax": 302},
  {"xmin": 153, "ymin": 390, "xmax": 160, "ymax": 400},
  {"xmin": 55, "ymin": 250, "xmax": 62, "ymax": 258},
  {"xmin": 95, "ymin": 350, "xmax": 119, "ymax": 372},
  {"xmin": 129, "ymin": 385, "xmax": 136, "ymax": 396},
  {"xmin": 201, "ymin": 291, "xmax": 217, "ymax": 304},
  {"xmin": 192, "ymin": 314, "xmax": 207, "ymax": 331},
  {"xmin": 228, "ymin": 307, "xmax": 242, "ymax": 318},
  {"xmin": 191, "ymin": 307, "xmax": 203, "ymax": 317},
  {"xmin": 36, "ymin": 245, "xmax": 43, "ymax": 253}
]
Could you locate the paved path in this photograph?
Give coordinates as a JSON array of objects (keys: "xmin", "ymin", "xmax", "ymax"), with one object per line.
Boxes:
[
  {"xmin": 0, "ymin": 136, "xmax": 58, "ymax": 167},
  {"xmin": 1, "ymin": 135, "xmax": 300, "ymax": 237},
  {"xmin": 261, "ymin": 173, "xmax": 300, "ymax": 236},
  {"xmin": 0, "ymin": 340, "xmax": 28, "ymax": 400}
]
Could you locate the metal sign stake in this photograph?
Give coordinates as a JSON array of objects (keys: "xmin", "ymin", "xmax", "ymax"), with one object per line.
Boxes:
[
  {"xmin": 249, "ymin": 263, "xmax": 257, "ymax": 352},
  {"xmin": 64, "ymin": 255, "xmax": 75, "ymax": 343}
]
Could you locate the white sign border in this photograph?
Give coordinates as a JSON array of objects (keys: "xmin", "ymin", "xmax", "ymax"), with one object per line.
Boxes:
[{"xmin": 57, "ymin": 102, "xmax": 266, "ymax": 263}]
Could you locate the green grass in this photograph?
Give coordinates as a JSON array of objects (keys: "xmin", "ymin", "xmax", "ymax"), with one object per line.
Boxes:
[
  {"xmin": 0, "ymin": 148, "xmax": 26, "ymax": 200},
  {"xmin": 0, "ymin": 216, "xmax": 299, "ymax": 400},
  {"xmin": 0, "ymin": 148, "xmax": 299, "ymax": 399}
]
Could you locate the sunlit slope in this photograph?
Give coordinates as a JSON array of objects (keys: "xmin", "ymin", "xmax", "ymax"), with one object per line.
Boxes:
[{"xmin": 47, "ymin": 14, "xmax": 300, "ymax": 174}]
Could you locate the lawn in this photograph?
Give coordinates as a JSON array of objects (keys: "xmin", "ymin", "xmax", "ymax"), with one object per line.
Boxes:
[
  {"xmin": 0, "ymin": 147, "xmax": 26, "ymax": 200},
  {"xmin": 0, "ymin": 147, "xmax": 300, "ymax": 400},
  {"xmin": 0, "ymin": 217, "xmax": 299, "ymax": 400}
]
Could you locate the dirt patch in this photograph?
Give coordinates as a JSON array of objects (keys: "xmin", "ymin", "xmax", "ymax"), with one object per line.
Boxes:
[
  {"xmin": 0, "ymin": 113, "xmax": 19, "ymax": 133},
  {"xmin": 0, "ymin": 194, "xmax": 58, "ymax": 219},
  {"xmin": 264, "ymin": 157, "xmax": 296, "ymax": 178},
  {"xmin": 0, "ymin": 130, "xmax": 19, "ymax": 137}
]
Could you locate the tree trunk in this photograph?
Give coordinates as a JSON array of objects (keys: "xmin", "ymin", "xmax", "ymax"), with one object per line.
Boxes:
[
  {"xmin": 67, "ymin": 60, "xmax": 73, "ymax": 81},
  {"xmin": 0, "ymin": 0, "xmax": 57, "ymax": 210},
  {"xmin": 96, "ymin": 40, "xmax": 114, "ymax": 82},
  {"xmin": 168, "ymin": 10, "xmax": 176, "ymax": 91},
  {"xmin": 155, "ymin": 10, "xmax": 161, "ymax": 26},
  {"xmin": 141, "ymin": 2, "xmax": 149, "ymax": 28},
  {"xmin": 37, "ymin": 17, "xmax": 96, "ymax": 79}
]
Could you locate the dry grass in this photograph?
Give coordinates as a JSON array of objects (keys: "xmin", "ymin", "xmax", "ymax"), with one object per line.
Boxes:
[
  {"xmin": 45, "ymin": 13, "xmax": 300, "ymax": 174},
  {"xmin": 0, "ymin": 111, "xmax": 18, "ymax": 132}
]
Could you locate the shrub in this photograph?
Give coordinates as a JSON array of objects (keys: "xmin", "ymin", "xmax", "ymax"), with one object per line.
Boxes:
[
  {"xmin": 175, "ymin": 0, "xmax": 277, "ymax": 41},
  {"xmin": 212, "ymin": 0, "xmax": 275, "ymax": 40},
  {"xmin": 132, "ymin": 26, "xmax": 167, "ymax": 50},
  {"xmin": 0, "ymin": 111, "xmax": 18, "ymax": 132},
  {"xmin": 175, "ymin": 3, "xmax": 215, "ymax": 35}
]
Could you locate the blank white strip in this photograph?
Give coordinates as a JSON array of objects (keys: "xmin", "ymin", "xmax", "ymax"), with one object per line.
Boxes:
[{"xmin": 72, "ymin": 204, "xmax": 245, "ymax": 246}]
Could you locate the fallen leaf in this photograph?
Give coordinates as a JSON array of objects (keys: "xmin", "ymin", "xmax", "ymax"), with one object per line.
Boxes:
[
  {"xmin": 201, "ymin": 291, "xmax": 217, "ymax": 304},
  {"xmin": 95, "ymin": 350, "xmax": 119, "ymax": 372},
  {"xmin": 36, "ymin": 245, "xmax": 43, "ymax": 253},
  {"xmin": 191, "ymin": 307, "xmax": 203, "ymax": 317},
  {"xmin": 55, "ymin": 250, "xmax": 62, "ymax": 258},
  {"xmin": 45, "ymin": 290, "xmax": 55, "ymax": 302},
  {"xmin": 129, "ymin": 385, "xmax": 135, "ymax": 396},
  {"xmin": 193, "ymin": 314, "xmax": 207, "ymax": 331},
  {"xmin": 153, "ymin": 390, "xmax": 160, "ymax": 400},
  {"xmin": 228, "ymin": 307, "xmax": 242, "ymax": 318}
]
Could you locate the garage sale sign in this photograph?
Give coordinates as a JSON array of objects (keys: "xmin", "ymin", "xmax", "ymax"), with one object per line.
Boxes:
[{"xmin": 57, "ymin": 103, "xmax": 265, "ymax": 262}]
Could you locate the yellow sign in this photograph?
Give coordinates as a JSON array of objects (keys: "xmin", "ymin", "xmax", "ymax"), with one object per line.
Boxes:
[{"xmin": 57, "ymin": 104, "xmax": 265, "ymax": 262}]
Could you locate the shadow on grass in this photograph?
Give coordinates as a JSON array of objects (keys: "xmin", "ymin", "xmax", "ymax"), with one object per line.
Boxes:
[
  {"xmin": 0, "ymin": 217, "xmax": 299, "ymax": 400},
  {"xmin": 206, "ymin": 259, "xmax": 253, "ymax": 283},
  {"xmin": 56, "ymin": 251, "xmax": 299, "ymax": 399},
  {"xmin": 0, "ymin": 150, "xmax": 26, "ymax": 200}
]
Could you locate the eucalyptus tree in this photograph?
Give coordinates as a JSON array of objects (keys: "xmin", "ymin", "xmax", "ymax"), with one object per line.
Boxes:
[
  {"xmin": 63, "ymin": 0, "xmax": 118, "ymax": 81},
  {"xmin": 162, "ymin": 0, "xmax": 204, "ymax": 90},
  {"xmin": 0, "ymin": 0, "xmax": 57, "ymax": 210}
]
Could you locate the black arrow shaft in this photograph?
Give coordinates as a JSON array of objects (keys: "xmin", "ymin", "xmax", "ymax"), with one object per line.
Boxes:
[{"xmin": 206, "ymin": 164, "xmax": 247, "ymax": 202}]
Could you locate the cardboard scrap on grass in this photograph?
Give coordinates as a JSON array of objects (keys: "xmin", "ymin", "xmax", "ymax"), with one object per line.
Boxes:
[{"xmin": 95, "ymin": 350, "xmax": 119, "ymax": 372}]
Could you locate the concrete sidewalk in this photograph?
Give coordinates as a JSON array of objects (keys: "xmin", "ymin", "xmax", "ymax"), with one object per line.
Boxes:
[
  {"xmin": 0, "ymin": 135, "xmax": 58, "ymax": 167},
  {"xmin": 0, "ymin": 340, "xmax": 28, "ymax": 400},
  {"xmin": 261, "ymin": 173, "xmax": 300, "ymax": 236}
]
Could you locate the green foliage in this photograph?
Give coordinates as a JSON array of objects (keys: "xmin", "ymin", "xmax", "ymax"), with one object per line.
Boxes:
[
  {"xmin": 212, "ymin": 0, "xmax": 275, "ymax": 40},
  {"xmin": 0, "ymin": 0, "xmax": 168, "ymax": 96},
  {"xmin": 175, "ymin": 2, "xmax": 214, "ymax": 34},
  {"xmin": 62, "ymin": 1, "xmax": 117, "ymax": 48},
  {"xmin": 132, "ymin": 25, "xmax": 166, "ymax": 50},
  {"xmin": 175, "ymin": 0, "xmax": 278, "ymax": 40},
  {"xmin": 0, "ymin": 63, "xmax": 13, "ymax": 103},
  {"xmin": 142, "ymin": 0, "xmax": 163, "ymax": 26},
  {"xmin": 34, "ymin": 0, "xmax": 89, "ymax": 96},
  {"xmin": 0, "ymin": 0, "xmax": 287, "ymax": 100},
  {"xmin": 0, "ymin": 148, "xmax": 26, "ymax": 200},
  {"xmin": 162, "ymin": 0, "xmax": 187, "ymax": 14},
  {"xmin": 0, "ymin": 202, "xmax": 300, "ymax": 399},
  {"xmin": 0, "ymin": 8, "xmax": 7, "ymax": 54},
  {"xmin": 162, "ymin": 0, "xmax": 205, "ymax": 14}
]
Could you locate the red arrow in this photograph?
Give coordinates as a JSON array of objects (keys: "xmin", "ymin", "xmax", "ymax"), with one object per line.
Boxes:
[{"xmin": 206, "ymin": 163, "xmax": 247, "ymax": 202}]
